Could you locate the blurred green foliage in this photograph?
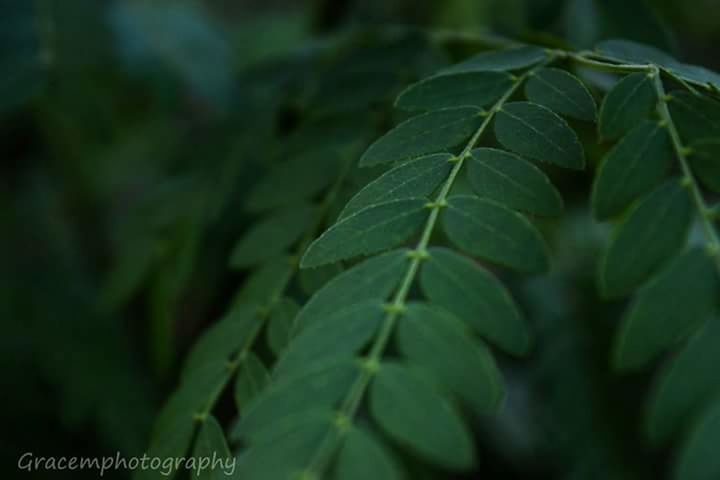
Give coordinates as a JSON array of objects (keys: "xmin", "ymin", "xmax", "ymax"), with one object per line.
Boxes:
[{"xmin": 2, "ymin": 0, "xmax": 718, "ymax": 479}]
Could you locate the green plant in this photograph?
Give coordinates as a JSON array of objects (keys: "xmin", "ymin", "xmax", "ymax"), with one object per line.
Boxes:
[{"xmin": 139, "ymin": 33, "xmax": 720, "ymax": 480}]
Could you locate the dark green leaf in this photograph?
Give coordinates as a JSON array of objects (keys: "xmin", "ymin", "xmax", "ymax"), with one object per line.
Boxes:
[
  {"xmin": 613, "ymin": 248, "xmax": 719, "ymax": 370},
  {"xmin": 245, "ymin": 147, "xmax": 342, "ymax": 212},
  {"xmin": 229, "ymin": 204, "xmax": 317, "ymax": 268},
  {"xmin": 690, "ymin": 139, "xmax": 720, "ymax": 193},
  {"xmin": 301, "ymin": 198, "xmax": 427, "ymax": 268},
  {"xmin": 335, "ymin": 427, "xmax": 403, "ymax": 480},
  {"xmin": 674, "ymin": 400, "xmax": 720, "ymax": 480},
  {"xmin": 600, "ymin": 179, "xmax": 692, "ymax": 298},
  {"xmin": 182, "ymin": 304, "xmax": 262, "ymax": 379},
  {"xmin": 339, "ymin": 154, "xmax": 453, "ymax": 220},
  {"xmin": 467, "ymin": 147, "xmax": 563, "ymax": 216},
  {"xmin": 370, "ymin": 362, "xmax": 476, "ymax": 470},
  {"xmin": 442, "ymin": 195, "xmax": 549, "ymax": 273},
  {"xmin": 598, "ymin": 72, "xmax": 657, "ymax": 140},
  {"xmin": 239, "ymin": 358, "xmax": 359, "ymax": 441},
  {"xmin": 266, "ymin": 298, "xmax": 300, "ymax": 356},
  {"xmin": 359, "ymin": 107, "xmax": 483, "ymax": 166},
  {"xmin": 595, "ymin": 39, "xmax": 676, "ymax": 66},
  {"xmin": 273, "ymin": 301, "xmax": 385, "ymax": 378},
  {"xmin": 298, "ymin": 263, "xmax": 343, "ymax": 297},
  {"xmin": 668, "ymin": 90, "xmax": 720, "ymax": 144},
  {"xmin": 591, "ymin": 121, "xmax": 672, "ymax": 220},
  {"xmin": 234, "ymin": 353, "xmax": 270, "ymax": 411},
  {"xmin": 192, "ymin": 416, "xmax": 231, "ymax": 480},
  {"xmin": 395, "ymin": 71, "xmax": 513, "ymax": 111},
  {"xmin": 294, "ymin": 249, "xmax": 408, "ymax": 331},
  {"xmin": 495, "ymin": 101, "xmax": 585, "ymax": 169},
  {"xmin": 234, "ymin": 257, "xmax": 294, "ymax": 305},
  {"xmin": 397, "ymin": 303, "xmax": 504, "ymax": 415},
  {"xmin": 524, "ymin": 68, "xmax": 597, "ymax": 121},
  {"xmin": 420, "ymin": 248, "xmax": 529, "ymax": 354},
  {"xmin": 441, "ymin": 46, "xmax": 547, "ymax": 74},
  {"xmin": 646, "ymin": 319, "xmax": 720, "ymax": 445}
]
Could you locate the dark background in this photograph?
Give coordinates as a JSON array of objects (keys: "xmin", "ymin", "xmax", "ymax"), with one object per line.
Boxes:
[{"xmin": 2, "ymin": 0, "xmax": 718, "ymax": 478}]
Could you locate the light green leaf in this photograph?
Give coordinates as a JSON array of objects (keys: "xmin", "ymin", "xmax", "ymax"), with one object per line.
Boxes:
[
  {"xmin": 229, "ymin": 204, "xmax": 317, "ymax": 268},
  {"xmin": 239, "ymin": 358, "xmax": 359, "ymax": 442},
  {"xmin": 667, "ymin": 90, "xmax": 720, "ymax": 144},
  {"xmin": 524, "ymin": 68, "xmax": 597, "ymax": 121},
  {"xmin": 690, "ymin": 139, "xmax": 720, "ymax": 194},
  {"xmin": 294, "ymin": 249, "xmax": 408, "ymax": 332},
  {"xmin": 182, "ymin": 304, "xmax": 262, "ymax": 379},
  {"xmin": 442, "ymin": 195, "xmax": 549, "ymax": 273},
  {"xmin": 397, "ymin": 303, "xmax": 504, "ymax": 415},
  {"xmin": 192, "ymin": 416, "xmax": 231, "ymax": 480},
  {"xmin": 613, "ymin": 248, "xmax": 719, "ymax": 370},
  {"xmin": 339, "ymin": 154, "xmax": 453, "ymax": 220},
  {"xmin": 600, "ymin": 179, "xmax": 692, "ymax": 298},
  {"xmin": 420, "ymin": 248, "xmax": 529, "ymax": 354},
  {"xmin": 646, "ymin": 319, "xmax": 720, "ymax": 445},
  {"xmin": 467, "ymin": 147, "xmax": 563, "ymax": 216},
  {"xmin": 598, "ymin": 72, "xmax": 657, "ymax": 140},
  {"xmin": 266, "ymin": 298, "xmax": 300, "ymax": 356},
  {"xmin": 441, "ymin": 46, "xmax": 547, "ymax": 74},
  {"xmin": 301, "ymin": 198, "xmax": 427, "ymax": 268},
  {"xmin": 245, "ymin": 147, "xmax": 343, "ymax": 212},
  {"xmin": 335, "ymin": 427, "xmax": 403, "ymax": 480},
  {"xmin": 234, "ymin": 353, "xmax": 270, "ymax": 411},
  {"xmin": 369, "ymin": 362, "xmax": 476, "ymax": 471},
  {"xmin": 359, "ymin": 107, "xmax": 483, "ymax": 166},
  {"xmin": 495, "ymin": 101, "xmax": 585, "ymax": 169},
  {"xmin": 591, "ymin": 121, "xmax": 672, "ymax": 220},
  {"xmin": 395, "ymin": 71, "xmax": 513, "ymax": 111},
  {"xmin": 674, "ymin": 400, "xmax": 720, "ymax": 480},
  {"xmin": 273, "ymin": 301, "xmax": 385, "ymax": 378}
]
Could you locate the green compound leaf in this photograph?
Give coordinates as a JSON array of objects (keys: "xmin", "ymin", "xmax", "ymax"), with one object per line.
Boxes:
[
  {"xmin": 181, "ymin": 304, "xmax": 262, "ymax": 379},
  {"xmin": 335, "ymin": 426, "xmax": 403, "ymax": 480},
  {"xmin": 674, "ymin": 400, "xmax": 720, "ymax": 480},
  {"xmin": 339, "ymin": 154, "xmax": 453, "ymax": 220},
  {"xmin": 467, "ymin": 147, "xmax": 563, "ymax": 217},
  {"xmin": 294, "ymin": 249, "xmax": 408, "ymax": 332},
  {"xmin": 495, "ymin": 101, "xmax": 585, "ymax": 169},
  {"xmin": 613, "ymin": 248, "xmax": 720, "ymax": 371},
  {"xmin": 301, "ymin": 198, "xmax": 427, "ymax": 268},
  {"xmin": 690, "ymin": 139, "xmax": 720, "ymax": 194},
  {"xmin": 273, "ymin": 301, "xmax": 385, "ymax": 378},
  {"xmin": 442, "ymin": 195, "xmax": 550, "ymax": 274},
  {"xmin": 192, "ymin": 415, "xmax": 231, "ymax": 480},
  {"xmin": 595, "ymin": 39, "xmax": 676, "ymax": 66},
  {"xmin": 440, "ymin": 46, "xmax": 547, "ymax": 74},
  {"xmin": 646, "ymin": 319, "xmax": 720, "ymax": 445},
  {"xmin": 524, "ymin": 68, "xmax": 597, "ymax": 121},
  {"xmin": 667, "ymin": 90, "xmax": 720, "ymax": 143},
  {"xmin": 359, "ymin": 107, "xmax": 483, "ymax": 166},
  {"xmin": 370, "ymin": 362, "xmax": 476, "ymax": 471},
  {"xmin": 266, "ymin": 298, "xmax": 300, "ymax": 356},
  {"xmin": 420, "ymin": 248, "xmax": 529, "ymax": 355},
  {"xmin": 397, "ymin": 303, "xmax": 504, "ymax": 415},
  {"xmin": 599, "ymin": 180, "xmax": 692, "ymax": 298},
  {"xmin": 234, "ymin": 353, "xmax": 270, "ymax": 411},
  {"xmin": 229, "ymin": 204, "xmax": 317, "ymax": 268},
  {"xmin": 239, "ymin": 358, "xmax": 359, "ymax": 442},
  {"xmin": 598, "ymin": 72, "xmax": 657, "ymax": 141},
  {"xmin": 591, "ymin": 121, "xmax": 672, "ymax": 220},
  {"xmin": 395, "ymin": 71, "xmax": 513, "ymax": 112}
]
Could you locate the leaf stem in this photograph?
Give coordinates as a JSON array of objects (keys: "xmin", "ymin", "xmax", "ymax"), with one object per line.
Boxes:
[
  {"xmin": 304, "ymin": 54, "xmax": 558, "ymax": 478},
  {"xmin": 651, "ymin": 67, "xmax": 720, "ymax": 274}
]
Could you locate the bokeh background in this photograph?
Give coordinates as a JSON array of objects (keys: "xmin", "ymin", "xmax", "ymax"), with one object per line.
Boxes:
[{"xmin": 2, "ymin": 0, "xmax": 718, "ymax": 478}]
